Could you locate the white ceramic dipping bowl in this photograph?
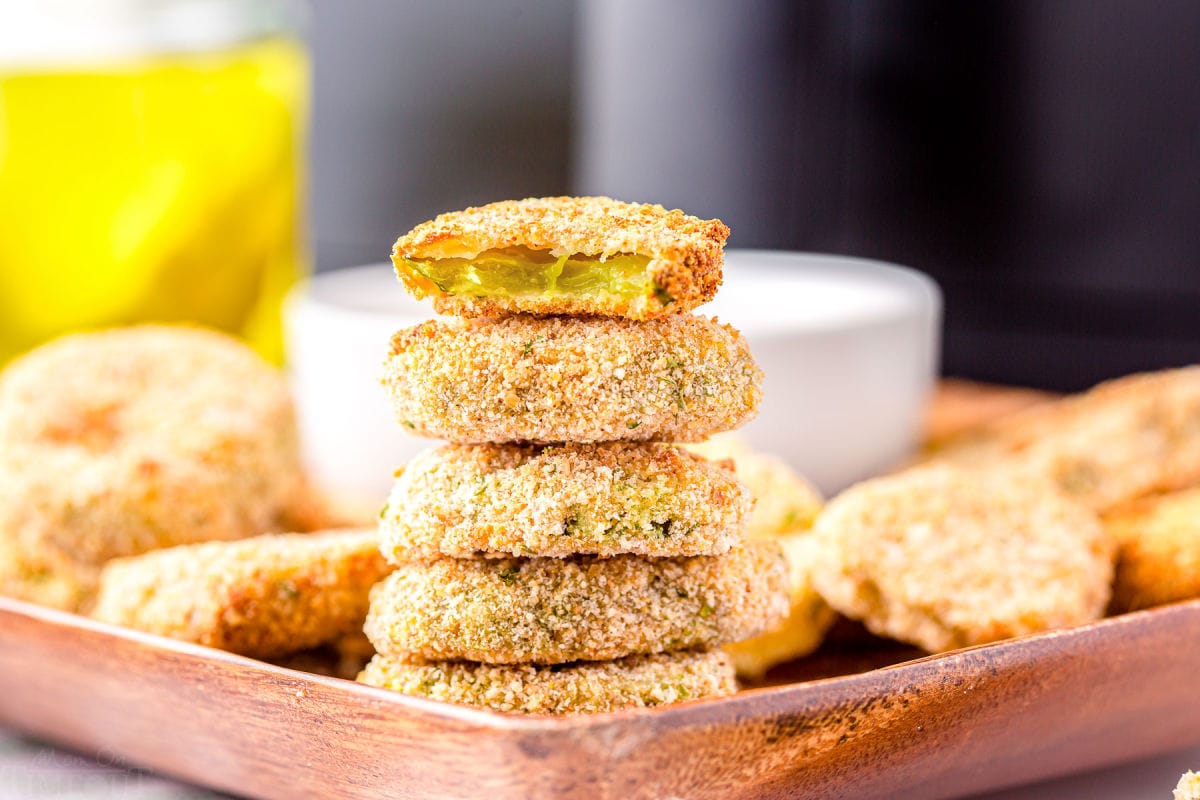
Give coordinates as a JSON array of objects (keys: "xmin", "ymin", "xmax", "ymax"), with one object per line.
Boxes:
[
  {"xmin": 284, "ymin": 264, "xmax": 435, "ymax": 519},
  {"xmin": 284, "ymin": 251, "xmax": 940, "ymax": 514},
  {"xmin": 708, "ymin": 251, "xmax": 940, "ymax": 494}
]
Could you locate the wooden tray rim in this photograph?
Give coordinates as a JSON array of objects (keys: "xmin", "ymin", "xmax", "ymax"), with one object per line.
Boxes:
[{"xmin": 5, "ymin": 593, "xmax": 1199, "ymax": 733}]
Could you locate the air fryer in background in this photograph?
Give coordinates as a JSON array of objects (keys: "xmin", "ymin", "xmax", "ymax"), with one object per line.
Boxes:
[{"xmin": 575, "ymin": 0, "xmax": 1200, "ymax": 392}]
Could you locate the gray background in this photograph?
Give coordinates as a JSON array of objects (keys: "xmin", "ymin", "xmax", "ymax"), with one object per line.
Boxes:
[
  {"xmin": 307, "ymin": 0, "xmax": 574, "ymax": 271},
  {"xmin": 305, "ymin": 0, "xmax": 1200, "ymax": 391}
]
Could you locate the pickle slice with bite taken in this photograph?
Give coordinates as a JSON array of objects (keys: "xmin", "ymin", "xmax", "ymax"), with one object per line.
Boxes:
[
  {"xmin": 400, "ymin": 246, "xmax": 661, "ymax": 306},
  {"xmin": 390, "ymin": 196, "xmax": 728, "ymax": 318}
]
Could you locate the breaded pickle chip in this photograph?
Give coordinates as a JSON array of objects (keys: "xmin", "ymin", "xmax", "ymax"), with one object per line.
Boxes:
[
  {"xmin": 91, "ymin": 529, "xmax": 391, "ymax": 659},
  {"xmin": 1176, "ymin": 771, "xmax": 1200, "ymax": 800},
  {"xmin": 811, "ymin": 466, "xmax": 1114, "ymax": 653},
  {"xmin": 359, "ymin": 649, "xmax": 737, "ymax": 714},
  {"xmin": 383, "ymin": 314, "xmax": 762, "ymax": 444},
  {"xmin": 391, "ymin": 196, "xmax": 728, "ymax": 319},
  {"xmin": 0, "ymin": 535, "xmax": 94, "ymax": 611},
  {"xmin": 0, "ymin": 326, "xmax": 310, "ymax": 577},
  {"xmin": 926, "ymin": 367, "xmax": 1200, "ymax": 513},
  {"xmin": 684, "ymin": 433, "xmax": 823, "ymax": 538},
  {"xmin": 724, "ymin": 532, "xmax": 835, "ymax": 681},
  {"xmin": 1105, "ymin": 487, "xmax": 1200, "ymax": 612},
  {"xmin": 365, "ymin": 540, "xmax": 788, "ymax": 665},
  {"xmin": 380, "ymin": 442, "xmax": 750, "ymax": 561}
]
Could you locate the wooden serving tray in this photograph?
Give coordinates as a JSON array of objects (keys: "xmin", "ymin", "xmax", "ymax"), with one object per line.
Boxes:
[{"xmin": 2, "ymin": 595, "xmax": 1199, "ymax": 799}]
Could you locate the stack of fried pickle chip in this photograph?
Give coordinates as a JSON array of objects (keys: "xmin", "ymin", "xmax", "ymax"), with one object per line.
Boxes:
[{"xmin": 359, "ymin": 196, "xmax": 789, "ymax": 713}]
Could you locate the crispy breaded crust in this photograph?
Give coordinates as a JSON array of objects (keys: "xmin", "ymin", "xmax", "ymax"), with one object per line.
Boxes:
[
  {"xmin": 1105, "ymin": 488, "xmax": 1200, "ymax": 612},
  {"xmin": 684, "ymin": 433, "xmax": 823, "ymax": 538},
  {"xmin": 925, "ymin": 367, "xmax": 1200, "ymax": 513},
  {"xmin": 365, "ymin": 540, "xmax": 788, "ymax": 664},
  {"xmin": 1176, "ymin": 771, "xmax": 1200, "ymax": 800},
  {"xmin": 381, "ymin": 442, "xmax": 750, "ymax": 561},
  {"xmin": 0, "ymin": 326, "xmax": 310, "ymax": 575},
  {"xmin": 91, "ymin": 529, "xmax": 391, "ymax": 659},
  {"xmin": 359, "ymin": 649, "xmax": 736, "ymax": 714},
  {"xmin": 383, "ymin": 314, "xmax": 762, "ymax": 444},
  {"xmin": 810, "ymin": 466, "xmax": 1114, "ymax": 653},
  {"xmin": 391, "ymin": 196, "xmax": 729, "ymax": 318},
  {"xmin": 724, "ymin": 532, "xmax": 835, "ymax": 681}
]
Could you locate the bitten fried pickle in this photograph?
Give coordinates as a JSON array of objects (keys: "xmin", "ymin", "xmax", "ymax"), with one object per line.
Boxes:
[
  {"xmin": 365, "ymin": 540, "xmax": 788, "ymax": 665},
  {"xmin": 0, "ymin": 325, "xmax": 313, "ymax": 610},
  {"xmin": 380, "ymin": 442, "xmax": 750, "ymax": 561},
  {"xmin": 391, "ymin": 196, "xmax": 729, "ymax": 319},
  {"xmin": 1105, "ymin": 487, "xmax": 1200, "ymax": 612},
  {"xmin": 359, "ymin": 649, "xmax": 737, "ymax": 714},
  {"xmin": 810, "ymin": 466, "xmax": 1115, "ymax": 653},
  {"xmin": 91, "ymin": 529, "xmax": 391, "ymax": 659},
  {"xmin": 383, "ymin": 314, "xmax": 762, "ymax": 444}
]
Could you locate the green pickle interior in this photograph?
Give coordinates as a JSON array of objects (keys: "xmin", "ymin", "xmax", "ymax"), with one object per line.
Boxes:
[{"xmin": 405, "ymin": 246, "xmax": 654, "ymax": 301}]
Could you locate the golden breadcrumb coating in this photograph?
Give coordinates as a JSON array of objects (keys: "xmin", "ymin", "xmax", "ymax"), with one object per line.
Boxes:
[
  {"xmin": 381, "ymin": 442, "xmax": 750, "ymax": 561},
  {"xmin": 1105, "ymin": 488, "xmax": 1200, "ymax": 612},
  {"xmin": 0, "ymin": 534, "xmax": 93, "ymax": 611},
  {"xmin": 925, "ymin": 367, "xmax": 1200, "ymax": 513},
  {"xmin": 810, "ymin": 466, "xmax": 1115, "ymax": 653},
  {"xmin": 91, "ymin": 529, "xmax": 391, "ymax": 659},
  {"xmin": 724, "ymin": 532, "xmax": 835, "ymax": 681},
  {"xmin": 684, "ymin": 433, "xmax": 823, "ymax": 537},
  {"xmin": 391, "ymin": 196, "xmax": 728, "ymax": 319},
  {"xmin": 1176, "ymin": 771, "xmax": 1200, "ymax": 800},
  {"xmin": 365, "ymin": 541, "xmax": 788, "ymax": 665},
  {"xmin": 359, "ymin": 649, "xmax": 736, "ymax": 714},
  {"xmin": 383, "ymin": 314, "xmax": 761, "ymax": 444},
  {"xmin": 0, "ymin": 326, "xmax": 310, "ymax": 588}
]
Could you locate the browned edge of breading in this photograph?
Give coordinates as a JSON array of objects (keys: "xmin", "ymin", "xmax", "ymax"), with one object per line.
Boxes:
[
  {"xmin": 379, "ymin": 441, "xmax": 751, "ymax": 561},
  {"xmin": 364, "ymin": 540, "xmax": 788, "ymax": 665},
  {"xmin": 91, "ymin": 529, "xmax": 391, "ymax": 659},
  {"xmin": 382, "ymin": 314, "xmax": 762, "ymax": 445},
  {"xmin": 358, "ymin": 649, "xmax": 737, "ymax": 714}
]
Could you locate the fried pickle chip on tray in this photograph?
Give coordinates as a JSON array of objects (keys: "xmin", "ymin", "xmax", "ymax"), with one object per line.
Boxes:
[
  {"xmin": 1176, "ymin": 771, "xmax": 1200, "ymax": 800},
  {"xmin": 724, "ymin": 532, "xmax": 836, "ymax": 681},
  {"xmin": 359, "ymin": 649, "xmax": 737, "ymax": 715},
  {"xmin": 926, "ymin": 367, "xmax": 1200, "ymax": 513},
  {"xmin": 1105, "ymin": 487, "xmax": 1200, "ymax": 612},
  {"xmin": 365, "ymin": 541, "xmax": 788, "ymax": 665},
  {"xmin": 0, "ymin": 325, "xmax": 315, "ymax": 610},
  {"xmin": 391, "ymin": 196, "xmax": 729, "ymax": 319},
  {"xmin": 683, "ymin": 432, "xmax": 823, "ymax": 538},
  {"xmin": 381, "ymin": 442, "xmax": 751, "ymax": 561},
  {"xmin": 810, "ymin": 465, "xmax": 1115, "ymax": 653},
  {"xmin": 0, "ymin": 534, "xmax": 94, "ymax": 612},
  {"xmin": 91, "ymin": 529, "xmax": 390, "ymax": 659},
  {"xmin": 383, "ymin": 314, "xmax": 762, "ymax": 444}
]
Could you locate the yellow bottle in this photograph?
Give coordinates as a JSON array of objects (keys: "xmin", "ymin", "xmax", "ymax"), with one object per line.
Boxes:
[{"xmin": 0, "ymin": 3, "xmax": 308, "ymax": 364}]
